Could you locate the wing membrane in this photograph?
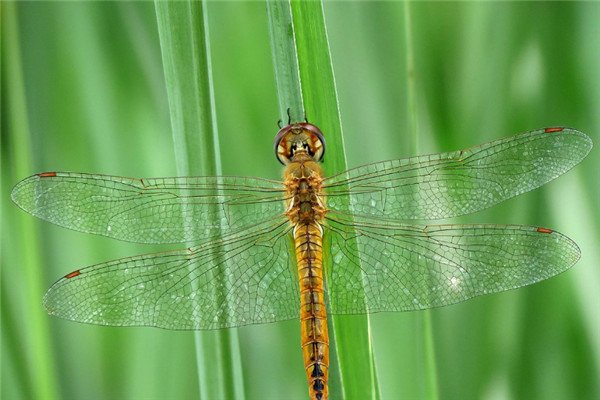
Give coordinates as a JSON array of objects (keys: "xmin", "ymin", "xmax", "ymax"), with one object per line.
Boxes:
[
  {"xmin": 43, "ymin": 218, "xmax": 299, "ymax": 329},
  {"xmin": 323, "ymin": 128, "xmax": 592, "ymax": 220},
  {"xmin": 11, "ymin": 172, "xmax": 287, "ymax": 244},
  {"xmin": 323, "ymin": 215, "xmax": 580, "ymax": 314}
]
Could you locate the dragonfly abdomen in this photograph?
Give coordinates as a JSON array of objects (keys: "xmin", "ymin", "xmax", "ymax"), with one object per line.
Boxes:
[
  {"xmin": 295, "ymin": 221, "xmax": 329, "ymax": 400},
  {"xmin": 283, "ymin": 153, "xmax": 329, "ymax": 399}
]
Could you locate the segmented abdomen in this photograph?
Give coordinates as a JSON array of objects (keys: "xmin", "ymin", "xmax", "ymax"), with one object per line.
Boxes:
[{"xmin": 295, "ymin": 221, "xmax": 329, "ymax": 400}]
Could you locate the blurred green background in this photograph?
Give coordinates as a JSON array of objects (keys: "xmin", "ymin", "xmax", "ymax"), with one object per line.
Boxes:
[{"xmin": 2, "ymin": 1, "xmax": 599, "ymax": 399}]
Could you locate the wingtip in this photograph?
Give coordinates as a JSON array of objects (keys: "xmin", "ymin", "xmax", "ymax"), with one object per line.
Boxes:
[
  {"xmin": 10, "ymin": 176, "xmax": 28, "ymax": 208},
  {"xmin": 553, "ymin": 127, "xmax": 594, "ymax": 159},
  {"xmin": 11, "ymin": 172, "xmax": 60, "ymax": 211}
]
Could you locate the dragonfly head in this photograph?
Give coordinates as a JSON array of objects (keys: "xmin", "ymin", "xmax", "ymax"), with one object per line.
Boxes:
[{"xmin": 275, "ymin": 123, "xmax": 326, "ymax": 165}]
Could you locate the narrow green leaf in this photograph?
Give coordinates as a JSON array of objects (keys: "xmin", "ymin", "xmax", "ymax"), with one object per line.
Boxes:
[
  {"xmin": 154, "ymin": 0, "xmax": 219, "ymax": 175},
  {"xmin": 404, "ymin": 3, "xmax": 439, "ymax": 399},
  {"xmin": 1, "ymin": 2, "xmax": 59, "ymax": 399},
  {"xmin": 292, "ymin": 4, "xmax": 381, "ymax": 399},
  {"xmin": 268, "ymin": 1, "xmax": 380, "ymax": 399},
  {"xmin": 267, "ymin": 0, "xmax": 303, "ymax": 122},
  {"xmin": 154, "ymin": 1, "xmax": 243, "ymax": 399}
]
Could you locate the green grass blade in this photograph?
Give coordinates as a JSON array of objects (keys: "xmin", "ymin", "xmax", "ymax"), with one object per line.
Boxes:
[
  {"xmin": 267, "ymin": 1, "xmax": 380, "ymax": 398},
  {"xmin": 267, "ymin": 0, "xmax": 303, "ymax": 121},
  {"xmin": 155, "ymin": 0, "xmax": 219, "ymax": 175},
  {"xmin": 292, "ymin": 3, "xmax": 380, "ymax": 398},
  {"xmin": 1, "ymin": 3, "xmax": 59, "ymax": 399},
  {"xmin": 154, "ymin": 1, "xmax": 243, "ymax": 399},
  {"xmin": 404, "ymin": 3, "xmax": 439, "ymax": 400}
]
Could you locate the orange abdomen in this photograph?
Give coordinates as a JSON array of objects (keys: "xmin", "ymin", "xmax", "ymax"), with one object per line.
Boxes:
[{"xmin": 295, "ymin": 222, "xmax": 329, "ymax": 400}]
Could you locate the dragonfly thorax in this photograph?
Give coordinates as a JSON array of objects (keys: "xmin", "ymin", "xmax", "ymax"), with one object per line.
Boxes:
[{"xmin": 284, "ymin": 160, "xmax": 327, "ymax": 225}]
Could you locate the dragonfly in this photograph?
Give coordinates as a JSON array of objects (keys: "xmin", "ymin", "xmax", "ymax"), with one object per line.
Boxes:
[{"xmin": 12, "ymin": 123, "xmax": 592, "ymax": 400}]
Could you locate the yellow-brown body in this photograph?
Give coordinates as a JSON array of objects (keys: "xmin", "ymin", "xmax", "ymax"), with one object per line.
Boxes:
[{"xmin": 284, "ymin": 156, "xmax": 329, "ymax": 400}]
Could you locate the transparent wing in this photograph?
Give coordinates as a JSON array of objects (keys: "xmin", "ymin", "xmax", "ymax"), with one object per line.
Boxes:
[
  {"xmin": 11, "ymin": 172, "xmax": 287, "ymax": 244},
  {"xmin": 43, "ymin": 218, "xmax": 299, "ymax": 329},
  {"xmin": 323, "ymin": 128, "xmax": 592, "ymax": 220},
  {"xmin": 323, "ymin": 215, "xmax": 580, "ymax": 314}
]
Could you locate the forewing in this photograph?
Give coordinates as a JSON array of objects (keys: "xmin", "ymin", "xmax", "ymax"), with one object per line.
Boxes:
[
  {"xmin": 43, "ymin": 218, "xmax": 299, "ymax": 329},
  {"xmin": 323, "ymin": 128, "xmax": 592, "ymax": 220},
  {"xmin": 11, "ymin": 172, "xmax": 287, "ymax": 244},
  {"xmin": 323, "ymin": 215, "xmax": 580, "ymax": 314}
]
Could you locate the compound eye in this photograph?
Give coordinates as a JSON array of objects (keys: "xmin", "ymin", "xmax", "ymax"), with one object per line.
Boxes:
[
  {"xmin": 300, "ymin": 123, "xmax": 325, "ymax": 162},
  {"xmin": 274, "ymin": 125, "xmax": 294, "ymax": 165},
  {"xmin": 274, "ymin": 123, "xmax": 326, "ymax": 165}
]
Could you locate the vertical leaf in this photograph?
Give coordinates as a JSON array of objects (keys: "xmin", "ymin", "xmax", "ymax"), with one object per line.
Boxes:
[
  {"xmin": 404, "ymin": 3, "xmax": 439, "ymax": 400},
  {"xmin": 2, "ymin": 2, "xmax": 59, "ymax": 399},
  {"xmin": 267, "ymin": 1, "xmax": 380, "ymax": 398},
  {"xmin": 267, "ymin": 0, "xmax": 303, "ymax": 122},
  {"xmin": 154, "ymin": 1, "xmax": 244, "ymax": 399}
]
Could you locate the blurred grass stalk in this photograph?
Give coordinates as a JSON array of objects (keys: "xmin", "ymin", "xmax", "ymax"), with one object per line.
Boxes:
[
  {"xmin": 267, "ymin": 1, "xmax": 380, "ymax": 398},
  {"xmin": 404, "ymin": 2, "xmax": 440, "ymax": 400},
  {"xmin": 2, "ymin": 2, "xmax": 59, "ymax": 399},
  {"xmin": 153, "ymin": 1, "xmax": 243, "ymax": 399}
]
